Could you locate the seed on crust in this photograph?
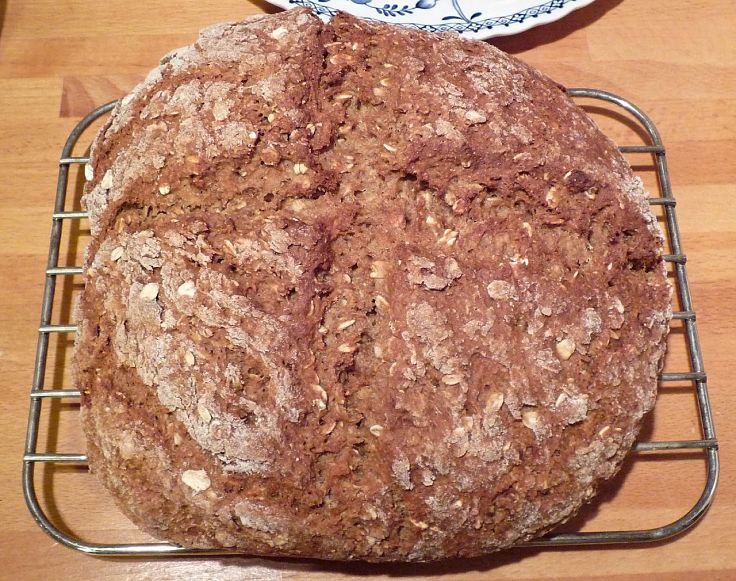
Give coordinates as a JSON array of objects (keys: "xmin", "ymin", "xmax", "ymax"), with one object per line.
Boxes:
[
  {"xmin": 177, "ymin": 280, "xmax": 196, "ymax": 298},
  {"xmin": 374, "ymin": 295, "xmax": 389, "ymax": 309},
  {"xmin": 486, "ymin": 280, "xmax": 515, "ymax": 300},
  {"xmin": 486, "ymin": 392, "xmax": 504, "ymax": 414},
  {"xmin": 556, "ymin": 338, "xmax": 576, "ymax": 361},
  {"xmin": 522, "ymin": 409, "xmax": 539, "ymax": 430},
  {"xmin": 139, "ymin": 282, "xmax": 159, "ymax": 300},
  {"xmin": 100, "ymin": 170, "xmax": 114, "ymax": 189},
  {"xmin": 293, "ymin": 162, "xmax": 309, "ymax": 175},
  {"xmin": 270, "ymin": 26, "xmax": 288, "ymax": 39},
  {"xmin": 197, "ymin": 404, "xmax": 212, "ymax": 424},
  {"xmin": 181, "ymin": 469, "xmax": 211, "ymax": 492},
  {"xmin": 370, "ymin": 261, "xmax": 389, "ymax": 279},
  {"xmin": 312, "ymin": 384, "xmax": 328, "ymax": 403},
  {"xmin": 437, "ymin": 229, "xmax": 459, "ymax": 246},
  {"xmin": 369, "ymin": 424, "xmax": 384, "ymax": 437},
  {"xmin": 545, "ymin": 186, "xmax": 559, "ymax": 208},
  {"xmin": 465, "ymin": 110, "xmax": 487, "ymax": 124},
  {"xmin": 110, "ymin": 247, "xmax": 124, "ymax": 262}
]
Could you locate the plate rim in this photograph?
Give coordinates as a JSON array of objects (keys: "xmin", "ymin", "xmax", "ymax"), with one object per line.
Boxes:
[{"xmin": 263, "ymin": 0, "xmax": 599, "ymax": 41}]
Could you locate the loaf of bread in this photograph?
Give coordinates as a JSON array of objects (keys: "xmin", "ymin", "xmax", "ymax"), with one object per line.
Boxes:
[{"xmin": 75, "ymin": 8, "xmax": 671, "ymax": 561}]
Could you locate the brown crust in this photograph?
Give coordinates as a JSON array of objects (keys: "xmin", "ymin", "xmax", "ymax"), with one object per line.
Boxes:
[{"xmin": 75, "ymin": 8, "xmax": 671, "ymax": 561}]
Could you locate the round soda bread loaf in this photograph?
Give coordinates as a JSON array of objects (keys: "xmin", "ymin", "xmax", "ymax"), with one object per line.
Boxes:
[{"xmin": 75, "ymin": 8, "xmax": 671, "ymax": 561}]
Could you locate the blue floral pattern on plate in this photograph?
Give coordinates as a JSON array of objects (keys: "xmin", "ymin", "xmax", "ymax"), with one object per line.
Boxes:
[{"xmin": 263, "ymin": 0, "xmax": 597, "ymax": 40}]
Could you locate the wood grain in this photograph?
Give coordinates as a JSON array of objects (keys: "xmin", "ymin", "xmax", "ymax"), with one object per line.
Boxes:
[{"xmin": 1, "ymin": 1, "xmax": 734, "ymax": 579}]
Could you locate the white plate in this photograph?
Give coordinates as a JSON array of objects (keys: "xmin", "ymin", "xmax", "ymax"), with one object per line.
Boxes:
[{"xmin": 264, "ymin": 0, "xmax": 597, "ymax": 40}]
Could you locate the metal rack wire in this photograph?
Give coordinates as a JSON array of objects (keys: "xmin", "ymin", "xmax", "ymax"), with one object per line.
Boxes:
[{"xmin": 22, "ymin": 88, "xmax": 719, "ymax": 556}]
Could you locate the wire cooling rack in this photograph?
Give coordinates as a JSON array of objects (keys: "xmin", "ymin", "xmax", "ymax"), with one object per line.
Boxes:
[{"xmin": 22, "ymin": 89, "xmax": 719, "ymax": 556}]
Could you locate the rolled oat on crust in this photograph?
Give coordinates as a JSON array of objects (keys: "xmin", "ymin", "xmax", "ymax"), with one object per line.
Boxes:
[{"xmin": 75, "ymin": 8, "xmax": 671, "ymax": 561}]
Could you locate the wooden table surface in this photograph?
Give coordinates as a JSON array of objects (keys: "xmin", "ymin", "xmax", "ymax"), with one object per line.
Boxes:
[{"xmin": 1, "ymin": 0, "xmax": 734, "ymax": 579}]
